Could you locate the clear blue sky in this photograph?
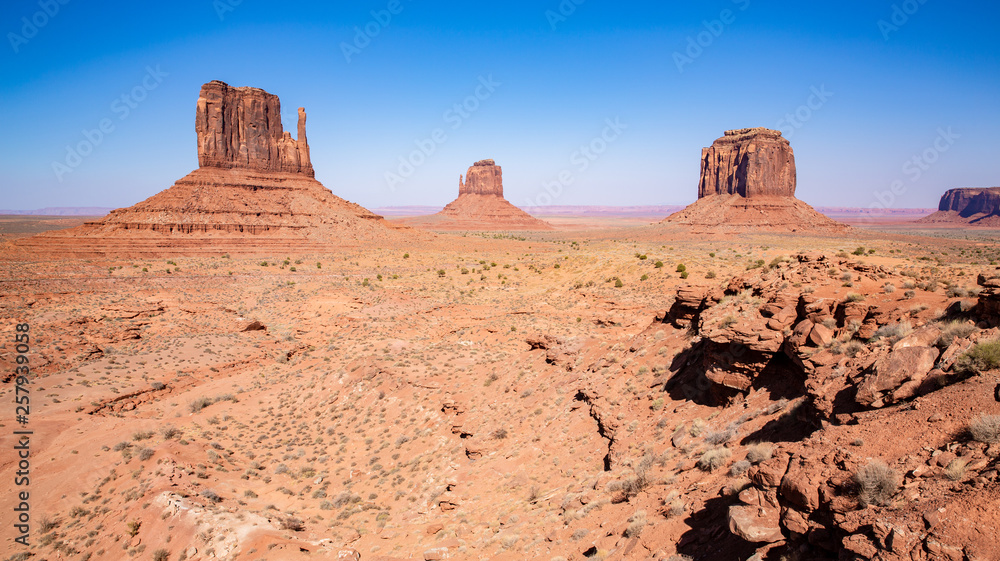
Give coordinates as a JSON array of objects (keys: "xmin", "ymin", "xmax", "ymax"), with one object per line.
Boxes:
[{"xmin": 2, "ymin": 0, "xmax": 998, "ymax": 211}]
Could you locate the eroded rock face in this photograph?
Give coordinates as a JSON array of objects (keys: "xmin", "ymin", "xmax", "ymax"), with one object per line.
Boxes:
[
  {"xmin": 459, "ymin": 159, "xmax": 503, "ymax": 197},
  {"xmin": 663, "ymin": 127, "xmax": 845, "ymax": 232},
  {"xmin": 402, "ymin": 159, "xmax": 552, "ymax": 230},
  {"xmin": 196, "ymin": 80, "xmax": 313, "ymax": 176},
  {"xmin": 698, "ymin": 128, "xmax": 796, "ymax": 199},
  {"xmin": 921, "ymin": 187, "xmax": 1000, "ymax": 226}
]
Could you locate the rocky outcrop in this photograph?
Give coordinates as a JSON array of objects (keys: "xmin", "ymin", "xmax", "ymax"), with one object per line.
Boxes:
[
  {"xmin": 919, "ymin": 187, "xmax": 1000, "ymax": 226},
  {"xmin": 17, "ymin": 81, "xmax": 410, "ymax": 257},
  {"xmin": 699, "ymin": 128, "xmax": 796, "ymax": 198},
  {"xmin": 196, "ymin": 80, "xmax": 313, "ymax": 176},
  {"xmin": 459, "ymin": 159, "xmax": 503, "ymax": 196},
  {"xmin": 402, "ymin": 159, "xmax": 552, "ymax": 231},
  {"xmin": 979, "ymin": 269, "xmax": 1000, "ymax": 323},
  {"xmin": 662, "ymin": 128, "xmax": 846, "ymax": 232}
]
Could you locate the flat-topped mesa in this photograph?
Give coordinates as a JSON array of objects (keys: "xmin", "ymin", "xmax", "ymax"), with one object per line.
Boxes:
[
  {"xmin": 196, "ymin": 80, "xmax": 314, "ymax": 177},
  {"xmin": 458, "ymin": 159, "xmax": 503, "ymax": 197},
  {"xmin": 918, "ymin": 187, "xmax": 1000, "ymax": 226},
  {"xmin": 699, "ymin": 127, "xmax": 796, "ymax": 198},
  {"xmin": 937, "ymin": 187, "xmax": 1000, "ymax": 213}
]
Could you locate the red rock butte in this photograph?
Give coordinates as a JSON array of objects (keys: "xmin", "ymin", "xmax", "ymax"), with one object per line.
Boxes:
[
  {"xmin": 663, "ymin": 127, "xmax": 846, "ymax": 232},
  {"xmin": 13, "ymin": 80, "xmax": 410, "ymax": 258},
  {"xmin": 918, "ymin": 187, "xmax": 1000, "ymax": 227},
  {"xmin": 402, "ymin": 159, "xmax": 553, "ymax": 231}
]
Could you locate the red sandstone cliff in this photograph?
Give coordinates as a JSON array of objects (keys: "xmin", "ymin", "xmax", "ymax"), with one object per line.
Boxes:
[
  {"xmin": 664, "ymin": 128, "xmax": 845, "ymax": 233},
  {"xmin": 403, "ymin": 160, "xmax": 552, "ymax": 231},
  {"xmin": 918, "ymin": 187, "xmax": 1000, "ymax": 226}
]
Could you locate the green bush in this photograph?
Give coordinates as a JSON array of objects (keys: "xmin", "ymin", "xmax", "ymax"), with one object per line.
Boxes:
[
  {"xmin": 955, "ymin": 339, "xmax": 1000, "ymax": 375},
  {"xmin": 676, "ymin": 264, "xmax": 686, "ymax": 273},
  {"xmin": 654, "ymin": 261, "xmax": 664, "ymax": 268}
]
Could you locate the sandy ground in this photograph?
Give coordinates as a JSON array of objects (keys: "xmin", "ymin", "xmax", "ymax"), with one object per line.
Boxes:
[{"xmin": 0, "ymin": 214, "xmax": 998, "ymax": 561}]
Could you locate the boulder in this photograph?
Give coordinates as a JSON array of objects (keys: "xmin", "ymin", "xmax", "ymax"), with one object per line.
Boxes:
[
  {"xmin": 728, "ymin": 504, "xmax": 784, "ymax": 543},
  {"xmin": 856, "ymin": 346, "xmax": 940, "ymax": 407}
]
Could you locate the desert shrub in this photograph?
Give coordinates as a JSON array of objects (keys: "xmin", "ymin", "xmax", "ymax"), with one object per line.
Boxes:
[
  {"xmin": 201, "ymin": 489, "xmax": 222, "ymax": 503},
  {"xmin": 138, "ymin": 448, "xmax": 155, "ymax": 461},
  {"xmin": 126, "ymin": 520, "xmax": 141, "ymax": 536},
  {"xmin": 161, "ymin": 426, "xmax": 181, "ymax": 439},
  {"xmin": 883, "ymin": 283, "xmax": 896, "ymax": 294},
  {"xmin": 654, "ymin": 261, "xmax": 664, "ymax": 268},
  {"xmin": 151, "ymin": 381, "xmax": 166, "ymax": 390},
  {"xmin": 745, "ymin": 442, "xmax": 774, "ymax": 464},
  {"xmin": 689, "ymin": 418, "xmax": 706, "ymax": 437},
  {"xmin": 845, "ymin": 292, "xmax": 865, "ymax": 302},
  {"xmin": 132, "ymin": 430, "xmax": 154, "ymax": 441},
  {"xmin": 697, "ymin": 448, "xmax": 732, "ymax": 472},
  {"xmin": 640, "ymin": 274, "xmax": 649, "ymax": 281},
  {"xmin": 903, "ymin": 289, "xmax": 916, "ymax": 299},
  {"xmin": 871, "ymin": 321, "xmax": 912, "ymax": 343},
  {"xmin": 705, "ymin": 271, "xmax": 717, "ymax": 279},
  {"xmin": 843, "ymin": 340, "xmax": 866, "ymax": 358},
  {"xmin": 152, "ymin": 549, "xmax": 169, "ymax": 561},
  {"xmin": 436, "ymin": 269, "xmax": 445, "ymax": 277},
  {"xmin": 624, "ymin": 510, "xmax": 647, "ymax": 537},
  {"xmin": 854, "ymin": 460, "xmax": 898, "ymax": 507},
  {"xmin": 852, "ymin": 247, "xmax": 866, "ymax": 255},
  {"xmin": 955, "ymin": 340, "xmax": 1000, "ymax": 375},
  {"xmin": 676, "ymin": 264, "xmax": 686, "ymax": 273},
  {"xmin": 491, "ymin": 428, "xmax": 508, "ymax": 440},
  {"xmin": 969, "ymin": 414, "xmax": 1000, "ymax": 444},
  {"xmin": 680, "ymin": 271, "xmax": 689, "ymax": 279},
  {"xmin": 189, "ymin": 396, "xmax": 214, "ymax": 413},
  {"xmin": 281, "ymin": 517, "xmax": 305, "ymax": 531},
  {"xmin": 937, "ymin": 321, "xmax": 977, "ymax": 347},
  {"xmin": 704, "ymin": 428, "xmax": 735, "ymax": 445},
  {"xmin": 614, "ymin": 278, "xmax": 624, "ymax": 288},
  {"xmin": 730, "ymin": 460, "xmax": 751, "ymax": 477}
]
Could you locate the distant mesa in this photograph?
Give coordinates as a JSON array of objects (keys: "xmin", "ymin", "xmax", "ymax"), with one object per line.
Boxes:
[
  {"xmin": 402, "ymin": 159, "xmax": 552, "ymax": 231},
  {"xmin": 663, "ymin": 127, "xmax": 846, "ymax": 232},
  {"xmin": 15, "ymin": 80, "xmax": 410, "ymax": 257},
  {"xmin": 918, "ymin": 187, "xmax": 1000, "ymax": 227}
]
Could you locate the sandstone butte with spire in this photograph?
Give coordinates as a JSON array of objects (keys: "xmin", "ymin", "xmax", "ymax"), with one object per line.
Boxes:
[
  {"xmin": 15, "ymin": 81, "xmax": 411, "ymax": 257},
  {"xmin": 402, "ymin": 159, "xmax": 552, "ymax": 231}
]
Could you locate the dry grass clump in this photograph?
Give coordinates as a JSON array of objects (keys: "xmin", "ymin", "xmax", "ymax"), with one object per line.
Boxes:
[
  {"xmin": 697, "ymin": 448, "xmax": 732, "ymax": 472},
  {"xmin": 969, "ymin": 414, "xmax": 1000, "ymax": 444},
  {"xmin": 937, "ymin": 321, "xmax": 977, "ymax": 347},
  {"xmin": 745, "ymin": 442, "xmax": 774, "ymax": 464},
  {"xmin": 854, "ymin": 460, "xmax": 898, "ymax": 507}
]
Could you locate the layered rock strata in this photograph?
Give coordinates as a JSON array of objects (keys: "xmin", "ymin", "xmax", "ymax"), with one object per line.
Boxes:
[
  {"xmin": 664, "ymin": 128, "xmax": 846, "ymax": 232},
  {"xmin": 403, "ymin": 159, "xmax": 552, "ymax": 231},
  {"xmin": 16, "ymin": 81, "xmax": 408, "ymax": 257},
  {"xmin": 919, "ymin": 187, "xmax": 1000, "ymax": 226}
]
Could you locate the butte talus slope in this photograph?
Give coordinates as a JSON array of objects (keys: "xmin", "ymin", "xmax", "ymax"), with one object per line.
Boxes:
[
  {"xmin": 919, "ymin": 187, "xmax": 1000, "ymax": 227},
  {"xmin": 403, "ymin": 159, "xmax": 553, "ymax": 231},
  {"xmin": 15, "ymin": 80, "xmax": 411, "ymax": 258},
  {"xmin": 663, "ymin": 127, "xmax": 846, "ymax": 233}
]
